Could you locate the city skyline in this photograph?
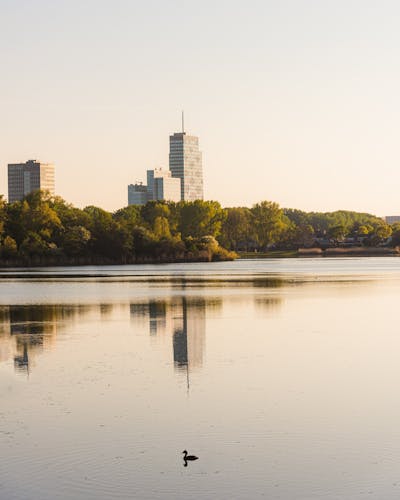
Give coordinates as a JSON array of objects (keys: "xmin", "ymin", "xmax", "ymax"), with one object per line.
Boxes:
[
  {"xmin": 128, "ymin": 126, "xmax": 204, "ymax": 205},
  {"xmin": 2, "ymin": 2, "xmax": 400, "ymax": 216}
]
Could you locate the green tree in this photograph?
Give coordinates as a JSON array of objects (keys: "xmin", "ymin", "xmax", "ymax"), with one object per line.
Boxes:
[
  {"xmin": 20, "ymin": 232, "xmax": 56, "ymax": 257},
  {"xmin": 141, "ymin": 202, "xmax": 170, "ymax": 228},
  {"xmin": 283, "ymin": 208, "xmax": 309, "ymax": 228},
  {"xmin": 179, "ymin": 200, "xmax": 226, "ymax": 238},
  {"xmin": 84, "ymin": 206, "xmax": 132, "ymax": 259},
  {"xmin": 113, "ymin": 205, "xmax": 142, "ymax": 230},
  {"xmin": 375, "ymin": 224, "xmax": 392, "ymax": 240},
  {"xmin": 0, "ymin": 195, "xmax": 5, "ymax": 237},
  {"xmin": 251, "ymin": 201, "xmax": 288, "ymax": 249},
  {"xmin": 153, "ymin": 216, "xmax": 171, "ymax": 239},
  {"xmin": 5, "ymin": 191, "xmax": 61, "ymax": 246},
  {"xmin": 390, "ymin": 223, "xmax": 400, "ymax": 246},
  {"xmin": 294, "ymin": 223, "xmax": 315, "ymax": 247},
  {"xmin": 219, "ymin": 207, "xmax": 254, "ymax": 250},
  {"xmin": 328, "ymin": 224, "xmax": 346, "ymax": 241},
  {"xmin": 357, "ymin": 225, "xmax": 371, "ymax": 235},
  {"xmin": 63, "ymin": 226, "xmax": 91, "ymax": 256},
  {"xmin": 1, "ymin": 236, "xmax": 17, "ymax": 258}
]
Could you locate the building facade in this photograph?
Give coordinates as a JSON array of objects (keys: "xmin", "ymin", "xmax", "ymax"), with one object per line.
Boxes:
[
  {"xmin": 147, "ymin": 168, "xmax": 181, "ymax": 202},
  {"xmin": 8, "ymin": 160, "xmax": 55, "ymax": 203},
  {"xmin": 169, "ymin": 132, "xmax": 203, "ymax": 201},
  {"xmin": 385, "ymin": 216, "xmax": 400, "ymax": 224},
  {"xmin": 128, "ymin": 183, "xmax": 148, "ymax": 206}
]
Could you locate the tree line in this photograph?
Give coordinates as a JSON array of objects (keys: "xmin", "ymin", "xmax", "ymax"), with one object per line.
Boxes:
[
  {"xmin": 0, "ymin": 191, "xmax": 234, "ymax": 265},
  {"xmin": 0, "ymin": 191, "xmax": 398, "ymax": 265},
  {"xmin": 220, "ymin": 203, "xmax": 398, "ymax": 251}
]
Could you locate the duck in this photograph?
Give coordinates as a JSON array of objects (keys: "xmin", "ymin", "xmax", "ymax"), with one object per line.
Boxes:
[{"xmin": 182, "ymin": 450, "xmax": 199, "ymax": 461}]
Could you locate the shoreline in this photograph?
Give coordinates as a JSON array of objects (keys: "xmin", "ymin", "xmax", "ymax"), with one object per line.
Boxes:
[
  {"xmin": 1, "ymin": 249, "xmax": 399, "ymax": 268},
  {"xmin": 239, "ymin": 247, "xmax": 400, "ymax": 259}
]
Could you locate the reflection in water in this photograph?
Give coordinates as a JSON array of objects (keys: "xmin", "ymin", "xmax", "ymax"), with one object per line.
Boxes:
[
  {"xmin": 0, "ymin": 289, "xmax": 282, "ymax": 377},
  {"xmin": 0, "ymin": 305, "xmax": 94, "ymax": 374},
  {"xmin": 130, "ymin": 297, "xmax": 222, "ymax": 381},
  {"xmin": 254, "ymin": 297, "xmax": 282, "ymax": 311},
  {"xmin": 2, "ymin": 265, "xmax": 399, "ymax": 500},
  {"xmin": 149, "ymin": 301, "xmax": 168, "ymax": 336},
  {"xmin": 173, "ymin": 298, "xmax": 207, "ymax": 371}
]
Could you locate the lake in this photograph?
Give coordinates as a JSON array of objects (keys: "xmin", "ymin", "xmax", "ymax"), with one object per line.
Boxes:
[{"xmin": 1, "ymin": 257, "xmax": 400, "ymax": 499}]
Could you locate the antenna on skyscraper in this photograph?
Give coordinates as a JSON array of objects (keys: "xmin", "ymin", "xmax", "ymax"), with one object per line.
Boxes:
[{"xmin": 182, "ymin": 110, "xmax": 185, "ymax": 133}]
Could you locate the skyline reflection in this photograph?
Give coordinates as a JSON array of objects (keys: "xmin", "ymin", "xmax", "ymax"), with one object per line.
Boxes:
[
  {"xmin": 130, "ymin": 297, "xmax": 222, "ymax": 374},
  {"xmin": 0, "ymin": 289, "xmax": 282, "ymax": 376}
]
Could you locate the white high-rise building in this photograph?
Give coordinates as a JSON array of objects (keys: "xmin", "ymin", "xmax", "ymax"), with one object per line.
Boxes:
[
  {"xmin": 146, "ymin": 168, "xmax": 181, "ymax": 202},
  {"xmin": 8, "ymin": 160, "xmax": 55, "ymax": 203},
  {"xmin": 169, "ymin": 132, "xmax": 203, "ymax": 201}
]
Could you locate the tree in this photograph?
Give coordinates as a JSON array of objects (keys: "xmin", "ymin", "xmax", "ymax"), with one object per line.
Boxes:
[
  {"xmin": 219, "ymin": 207, "xmax": 254, "ymax": 250},
  {"xmin": 356, "ymin": 225, "xmax": 371, "ymax": 236},
  {"xmin": 376, "ymin": 224, "xmax": 392, "ymax": 239},
  {"xmin": 1, "ymin": 236, "xmax": 17, "ymax": 258},
  {"xmin": 283, "ymin": 208, "xmax": 309, "ymax": 228},
  {"xmin": 63, "ymin": 226, "xmax": 91, "ymax": 256},
  {"xmin": 20, "ymin": 232, "xmax": 56, "ymax": 257},
  {"xmin": 113, "ymin": 205, "xmax": 142, "ymax": 229},
  {"xmin": 141, "ymin": 202, "xmax": 170, "ymax": 228},
  {"xmin": 0, "ymin": 195, "xmax": 5, "ymax": 237},
  {"xmin": 390, "ymin": 223, "xmax": 400, "ymax": 246},
  {"xmin": 153, "ymin": 216, "xmax": 171, "ymax": 239},
  {"xmin": 179, "ymin": 200, "xmax": 226, "ymax": 238},
  {"xmin": 5, "ymin": 191, "xmax": 61, "ymax": 246},
  {"xmin": 251, "ymin": 201, "xmax": 288, "ymax": 250},
  {"xmin": 294, "ymin": 224, "xmax": 315, "ymax": 247},
  {"xmin": 328, "ymin": 224, "xmax": 346, "ymax": 241},
  {"xmin": 84, "ymin": 206, "xmax": 133, "ymax": 259}
]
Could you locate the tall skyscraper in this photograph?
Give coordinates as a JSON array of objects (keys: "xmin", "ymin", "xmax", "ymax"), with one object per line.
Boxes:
[
  {"xmin": 8, "ymin": 160, "xmax": 55, "ymax": 203},
  {"xmin": 169, "ymin": 132, "xmax": 203, "ymax": 201}
]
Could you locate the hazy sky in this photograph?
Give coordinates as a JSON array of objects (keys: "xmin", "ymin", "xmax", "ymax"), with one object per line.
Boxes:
[{"xmin": 1, "ymin": 0, "xmax": 400, "ymax": 215}]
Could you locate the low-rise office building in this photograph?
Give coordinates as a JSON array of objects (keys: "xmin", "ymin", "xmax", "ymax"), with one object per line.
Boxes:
[
  {"xmin": 128, "ymin": 183, "xmax": 148, "ymax": 206},
  {"xmin": 8, "ymin": 160, "xmax": 55, "ymax": 203},
  {"xmin": 128, "ymin": 168, "xmax": 181, "ymax": 205},
  {"xmin": 385, "ymin": 216, "xmax": 400, "ymax": 224},
  {"xmin": 147, "ymin": 168, "xmax": 181, "ymax": 202}
]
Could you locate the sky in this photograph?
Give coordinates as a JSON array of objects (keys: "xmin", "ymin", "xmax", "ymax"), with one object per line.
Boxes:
[{"xmin": 1, "ymin": 0, "xmax": 400, "ymax": 215}]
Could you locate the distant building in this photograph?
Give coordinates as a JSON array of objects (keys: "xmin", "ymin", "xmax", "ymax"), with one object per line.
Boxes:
[
  {"xmin": 146, "ymin": 168, "xmax": 181, "ymax": 202},
  {"xmin": 128, "ymin": 123, "xmax": 204, "ymax": 205},
  {"xmin": 128, "ymin": 168, "xmax": 181, "ymax": 206},
  {"xmin": 385, "ymin": 216, "xmax": 400, "ymax": 224},
  {"xmin": 169, "ymin": 132, "xmax": 203, "ymax": 201},
  {"xmin": 8, "ymin": 160, "xmax": 55, "ymax": 203},
  {"xmin": 128, "ymin": 183, "xmax": 148, "ymax": 206}
]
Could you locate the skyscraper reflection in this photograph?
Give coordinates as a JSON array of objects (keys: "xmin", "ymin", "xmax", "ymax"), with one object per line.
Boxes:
[
  {"xmin": 172, "ymin": 298, "xmax": 206, "ymax": 370},
  {"xmin": 130, "ymin": 297, "xmax": 218, "ymax": 375}
]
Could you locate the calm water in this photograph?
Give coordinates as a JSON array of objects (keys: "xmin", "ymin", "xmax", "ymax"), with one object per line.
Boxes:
[{"xmin": 1, "ymin": 257, "xmax": 400, "ymax": 499}]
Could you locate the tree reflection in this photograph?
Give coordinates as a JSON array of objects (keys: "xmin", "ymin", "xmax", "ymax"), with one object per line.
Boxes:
[{"xmin": 0, "ymin": 304, "xmax": 96, "ymax": 374}]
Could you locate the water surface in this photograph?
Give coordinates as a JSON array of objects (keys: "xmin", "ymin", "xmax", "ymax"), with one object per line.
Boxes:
[{"xmin": 1, "ymin": 258, "xmax": 400, "ymax": 499}]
